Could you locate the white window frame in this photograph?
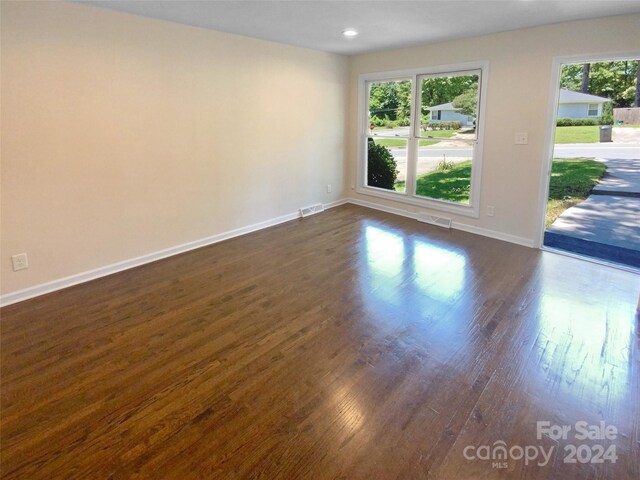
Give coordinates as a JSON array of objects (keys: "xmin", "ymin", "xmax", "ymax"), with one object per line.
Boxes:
[
  {"xmin": 587, "ymin": 103, "xmax": 599, "ymax": 116},
  {"xmin": 357, "ymin": 61, "xmax": 489, "ymax": 218}
]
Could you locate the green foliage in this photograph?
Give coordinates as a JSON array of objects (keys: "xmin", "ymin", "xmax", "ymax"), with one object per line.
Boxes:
[
  {"xmin": 367, "ymin": 142, "xmax": 398, "ymax": 190},
  {"xmin": 421, "ymin": 75, "xmax": 478, "ymax": 111},
  {"xmin": 452, "ymin": 84, "xmax": 478, "ymax": 116},
  {"xmin": 556, "ymin": 118, "xmax": 599, "ymax": 126},
  {"xmin": 426, "ymin": 121, "xmax": 462, "ymax": 130},
  {"xmin": 436, "ymin": 157, "xmax": 456, "ymax": 171},
  {"xmin": 368, "ymin": 79, "xmax": 411, "ymax": 121},
  {"xmin": 370, "ymin": 115, "xmax": 398, "ymax": 128},
  {"xmin": 369, "ymin": 74, "xmax": 481, "ymax": 127},
  {"xmin": 600, "ymin": 102, "xmax": 613, "ymax": 125},
  {"xmin": 395, "ymin": 80, "xmax": 412, "ymax": 124},
  {"xmin": 560, "ymin": 61, "xmax": 638, "ymax": 107},
  {"xmin": 369, "ymin": 81, "xmax": 400, "ymax": 120}
]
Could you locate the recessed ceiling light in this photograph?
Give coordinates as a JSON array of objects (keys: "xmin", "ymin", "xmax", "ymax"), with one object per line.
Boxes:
[{"xmin": 343, "ymin": 29, "xmax": 358, "ymax": 38}]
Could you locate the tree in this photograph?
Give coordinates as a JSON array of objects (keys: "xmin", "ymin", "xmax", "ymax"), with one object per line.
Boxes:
[
  {"xmin": 369, "ymin": 81, "xmax": 400, "ymax": 120},
  {"xmin": 421, "ymin": 74, "xmax": 479, "ymax": 124},
  {"xmin": 421, "ymin": 75, "xmax": 477, "ymax": 109},
  {"xmin": 560, "ymin": 61, "xmax": 639, "ymax": 107},
  {"xmin": 452, "ymin": 84, "xmax": 478, "ymax": 116},
  {"xmin": 581, "ymin": 63, "xmax": 590, "ymax": 93},
  {"xmin": 395, "ymin": 80, "xmax": 412, "ymax": 124}
]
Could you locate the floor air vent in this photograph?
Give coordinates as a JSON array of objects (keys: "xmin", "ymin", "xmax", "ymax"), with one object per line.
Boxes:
[
  {"xmin": 299, "ymin": 204, "xmax": 325, "ymax": 218},
  {"xmin": 416, "ymin": 213, "xmax": 452, "ymax": 229}
]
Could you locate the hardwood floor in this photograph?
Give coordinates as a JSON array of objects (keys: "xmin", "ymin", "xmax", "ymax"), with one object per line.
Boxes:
[{"xmin": 1, "ymin": 204, "xmax": 639, "ymax": 479}]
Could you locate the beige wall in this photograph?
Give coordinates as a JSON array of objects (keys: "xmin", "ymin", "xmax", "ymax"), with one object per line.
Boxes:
[
  {"xmin": 347, "ymin": 14, "xmax": 640, "ymax": 244},
  {"xmin": 1, "ymin": 1, "xmax": 348, "ymax": 295},
  {"xmin": 2, "ymin": 2, "xmax": 639, "ymax": 299}
]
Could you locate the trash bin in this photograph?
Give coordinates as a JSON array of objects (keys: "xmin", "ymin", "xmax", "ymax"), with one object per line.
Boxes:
[{"xmin": 599, "ymin": 125, "xmax": 612, "ymax": 143}]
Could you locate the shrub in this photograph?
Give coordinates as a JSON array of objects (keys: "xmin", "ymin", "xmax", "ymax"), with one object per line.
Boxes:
[
  {"xmin": 600, "ymin": 102, "xmax": 613, "ymax": 125},
  {"xmin": 436, "ymin": 155, "xmax": 455, "ymax": 171},
  {"xmin": 367, "ymin": 142, "xmax": 398, "ymax": 190},
  {"xmin": 370, "ymin": 116, "xmax": 386, "ymax": 128},
  {"xmin": 370, "ymin": 115, "xmax": 399, "ymax": 129},
  {"xmin": 426, "ymin": 121, "xmax": 462, "ymax": 130},
  {"xmin": 556, "ymin": 118, "xmax": 599, "ymax": 127}
]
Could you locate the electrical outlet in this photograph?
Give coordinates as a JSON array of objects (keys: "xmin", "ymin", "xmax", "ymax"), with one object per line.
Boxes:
[
  {"xmin": 514, "ymin": 132, "xmax": 528, "ymax": 145},
  {"xmin": 487, "ymin": 205, "xmax": 495, "ymax": 217},
  {"xmin": 327, "ymin": 184, "xmax": 332, "ymax": 193},
  {"xmin": 12, "ymin": 253, "xmax": 29, "ymax": 271}
]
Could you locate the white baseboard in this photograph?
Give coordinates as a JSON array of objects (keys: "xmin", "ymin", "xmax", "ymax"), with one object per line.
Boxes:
[
  {"xmin": 0, "ymin": 199, "xmax": 349, "ymax": 307},
  {"xmin": 345, "ymin": 197, "xmax": 535, "ymax": 247},
  {"xmin": 0, "ymin": 196, "xmax": 533, "ymax": 307},
  {"xmin": 450, "ymin": 222, "xmax": 535, "ymax": 248}
]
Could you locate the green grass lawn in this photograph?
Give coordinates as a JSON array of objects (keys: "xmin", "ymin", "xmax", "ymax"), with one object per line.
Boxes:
[
  {"xmin": 394, "ymin": 160, "xmax": 472, "ymax": 203},
  {"xmin": 545, "ymin": 158, "xmax": 606, "ymax": 226},
  {"xmin": 554, "ymin": 126, "xmax": 600, "ymax": 143},
  {"xmin": 420, "ymin": 129, "xmax": 457, "ymax": 138},
  {"xmin": 372, "ymin": 129, "xmax": 456, "ymax": 148},
  {"xmin": 373, "ymin": 138, "xmax": 436, "ymax": 147},
  {"xmin": 392, "ymin": 158, "xmax": 606, "ymax": 219}
]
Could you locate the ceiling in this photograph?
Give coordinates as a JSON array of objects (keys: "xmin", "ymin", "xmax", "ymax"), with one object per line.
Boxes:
[{"xmin": 77, "ymin": 1, "xmax": 640, "ymax": 55}]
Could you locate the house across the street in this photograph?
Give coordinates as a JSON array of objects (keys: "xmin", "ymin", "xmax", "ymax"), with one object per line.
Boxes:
[
  {"xmin": 557, "ymin": 89, "xmax": 609, "ymax": 119},
  {"xmin": 428, "ymin": 102, "xmax": 475, "ymax": 126}
]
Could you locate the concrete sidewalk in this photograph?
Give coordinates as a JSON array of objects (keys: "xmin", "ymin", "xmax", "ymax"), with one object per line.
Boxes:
[
  {"xmin": 592, "ymin": 158, "xmax": 640, "ymax": 196},
  {"xmin": 545, "ymin": 156, "xmax": 640, "ymax": 267},
  {"xmin": 546, "ymin": 195, "xmax": 640, "ymax": 251}
]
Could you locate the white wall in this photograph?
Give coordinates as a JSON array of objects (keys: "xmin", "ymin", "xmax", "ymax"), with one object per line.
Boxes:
[
  {"xmin": 346, "ymin": 14, "xmax": 640, "ymax": 245},
  {"xmin": 1, "ymin": 1, "xmax": 348, "ymax": 296}
]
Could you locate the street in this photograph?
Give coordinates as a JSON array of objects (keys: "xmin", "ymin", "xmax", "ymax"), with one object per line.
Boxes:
[
  {"xmin": 389, "ymin": 143, "xmax": 640, "ymax": 160},
  {"xmin": 387, "ymin": 142, "xmax": 640, "ymax": 179}
]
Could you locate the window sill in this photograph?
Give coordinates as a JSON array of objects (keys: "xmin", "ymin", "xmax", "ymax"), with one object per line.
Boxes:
[{"xmin": 356, "ymin": 185, "xmax": 479, "ymax": 218}]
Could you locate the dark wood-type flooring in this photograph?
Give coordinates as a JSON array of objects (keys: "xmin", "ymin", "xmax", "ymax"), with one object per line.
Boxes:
[{"xmin": 2, "ymin": 205, "xmax": 639, "ymax": 479}]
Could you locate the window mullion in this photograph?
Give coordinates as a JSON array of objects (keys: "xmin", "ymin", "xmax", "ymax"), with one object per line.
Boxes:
[{"xmin": 405, "ymin": 74, "xmax": 419, "ymax": 197}]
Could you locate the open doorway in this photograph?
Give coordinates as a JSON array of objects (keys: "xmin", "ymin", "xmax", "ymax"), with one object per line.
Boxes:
[{"xmin": 539, "ymin": 53, "xmax": 640, "ymax": 269}]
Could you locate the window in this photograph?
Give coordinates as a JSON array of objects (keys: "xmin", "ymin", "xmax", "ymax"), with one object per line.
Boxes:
[
  {"xmin": 359, "ymin": 62, "xmax": 488, "ymax": 217},
  {"xmin": 587, "ymin": 103, "xmax": 599, "ymax": 116}
]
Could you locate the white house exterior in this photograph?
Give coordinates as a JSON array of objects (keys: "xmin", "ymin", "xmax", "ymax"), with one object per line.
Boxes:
[
  {"xmin": 428, "ymin": 102, "xmax": 475, "ymax": 126},
  {"xmin": 557, "ymin": 89, "xmax": 609, "ymax": 119}
]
